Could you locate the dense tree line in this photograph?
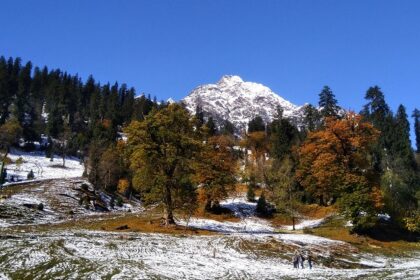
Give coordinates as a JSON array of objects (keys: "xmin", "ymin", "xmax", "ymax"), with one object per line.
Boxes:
[
  {"xmin": 242, "ymin": 86, "xmax": 420, "ymax": 234},
  {"xmin": 0, "ymin": 56, "xmax": 158, "ymax": 185}
]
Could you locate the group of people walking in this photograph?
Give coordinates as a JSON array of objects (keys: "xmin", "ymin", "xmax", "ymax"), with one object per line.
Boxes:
[{"xmin": 292, "ymin": 250, "xmax": 313, "ymax": 269}]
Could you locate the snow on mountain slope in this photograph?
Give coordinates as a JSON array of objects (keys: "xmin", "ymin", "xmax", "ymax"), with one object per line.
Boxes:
[{"xmin": 182, "ymin": 75, "xmax": 304, "ymax": 131}]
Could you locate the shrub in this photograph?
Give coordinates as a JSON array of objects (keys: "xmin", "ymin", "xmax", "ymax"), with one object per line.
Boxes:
[
  {"xmin": 116, "ymin": 196, "xmax": 123, "ymax": 207},
  {"xmin": 246, "ymin": 184, "xmax": 256, "ymax": 202},
  {"xmin": 27, "ymin": 169, "xmax": 35, "ymax": 180},
  {"xmin": 256, "ymin": 193, "xmax": 267, "ymax": 214},
  {"xmin": 117, "ymin": 179, "xmax": 130, "ymax": 196}
]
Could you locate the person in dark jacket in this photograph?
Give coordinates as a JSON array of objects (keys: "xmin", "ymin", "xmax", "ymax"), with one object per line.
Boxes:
[
  {"xmin": 299, "ymin": 252, "xmax": 305, "ymax": 269},
  {"xmin": 292, "ymin": 250, "xmax": 299, "ymax": 268},
  {"xmin": 307, "ymin": 251, "xmax": 313, "ymax": 269}
]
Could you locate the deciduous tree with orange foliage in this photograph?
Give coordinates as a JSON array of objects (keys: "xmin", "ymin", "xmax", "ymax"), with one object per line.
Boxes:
[
  {"xmin": 194, "ymin": 135, "xmax": 237, "ymax": 212},
  {"xmin": 296, "ymin": 112, "xmax": 383, "ymax": 232}
]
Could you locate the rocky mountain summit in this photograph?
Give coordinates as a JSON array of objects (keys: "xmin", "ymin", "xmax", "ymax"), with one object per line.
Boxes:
[{"xmin": 182, "ymin": 75, "xmax": 304, "ymax": 132}]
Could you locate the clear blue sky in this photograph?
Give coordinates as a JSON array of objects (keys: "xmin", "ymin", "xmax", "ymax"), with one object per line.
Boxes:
[{"xmin": 0, "ymin": 0, "xmax": 419, "ymax": 141}]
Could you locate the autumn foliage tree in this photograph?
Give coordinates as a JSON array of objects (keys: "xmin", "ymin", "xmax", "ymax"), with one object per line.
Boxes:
[
  {"xmin": 241, "ymin": 131, "xmax": 269, "ymax": 184},
  {"xmin": 296, "ymin": 113, "xmax": 382, "ymax": 232},
  {"xmin": 194, "ymin": 135, "xmax": 237, "ymax": 211}
]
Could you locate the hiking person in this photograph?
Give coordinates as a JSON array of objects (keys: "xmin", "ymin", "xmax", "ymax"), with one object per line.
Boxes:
[
  {"xmin": 299, "ymin": 252, "xmax": 305, "ymax": 269},
  {"xmin": 307, "ymin": 251, "xmax": 313, "ymax": 269},
  {"xmin": 292, "ymin": 250, "xmax": 299, "ymax": 268}
]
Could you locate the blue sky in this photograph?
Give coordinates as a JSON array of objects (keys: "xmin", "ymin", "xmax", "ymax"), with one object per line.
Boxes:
[{"xmin": 0, "ymin": 0, "xmax": 419, "ymax": 141}]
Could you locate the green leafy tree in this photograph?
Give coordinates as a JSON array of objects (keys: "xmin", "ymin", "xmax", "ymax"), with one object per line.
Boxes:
[
  {"xmin": 246, "ymin": 184, "xmax": 256, "ymax": 202},
  {"xmin": 98, "ymin": 145, "xmax": 124, "ymax": 192},
  {"xmin": 125, "ymin": 104, "xmax": 201, "ymax": 225},
  {"xmin": 265, "ymin": 156, "xmax": 300, "ymax": 229}
]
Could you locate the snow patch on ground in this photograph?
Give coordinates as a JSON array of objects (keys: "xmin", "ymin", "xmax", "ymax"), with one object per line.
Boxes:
[
  {"xmin": 182, "ymin": 196, "xmax": 326, "ymax": 234},
  {"xmin": 180, "ymin": 217, "xmax": 275, "ymax": 233},
  {"xmin": 179, "ymin": 195, "xmax": 275, "ymax": 233},
  {"xmin": 0, "ymin": 179, "xmax": 142, "ymax": 228},
  {"xmin": 3, "ymin": 148, "xmax": 84, "ymax": 185},
  {"xmin": 283, "ymin": 218, "xmax": 326, "ymax": 230}
]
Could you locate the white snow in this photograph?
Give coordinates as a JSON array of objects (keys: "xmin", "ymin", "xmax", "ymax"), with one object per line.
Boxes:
[
  {"xmin": 180, "ymin": 196, "xmax": 327, "ymax": 234},
  {"xmin": 180, "ymin": 217, "xmax": 275, "ymax": 233},
  {"xmin": 283, "ymin": 218, "xmax": 326, "ymax": 230},
  {"xmin": 167, "ymin": 97, "xmax": 176, "ymax": 104},
  {"xmin": 0, "ymin": 230, "xmax": 419, "ymax": 280}
]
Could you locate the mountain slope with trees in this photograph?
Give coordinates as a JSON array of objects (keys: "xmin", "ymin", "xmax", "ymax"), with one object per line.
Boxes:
[{"xmin": 1, "ymin": 56, "xmax": 419, "ymax": 237}]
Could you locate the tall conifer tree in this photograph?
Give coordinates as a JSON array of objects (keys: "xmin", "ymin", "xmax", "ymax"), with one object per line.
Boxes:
[
  {"xmin": 318, "ymin": 86, "xmax": 339, "ymax": 118},
  {"xmin": 413, "ymin": 108, "xmax": 420, "ymax": 153}
]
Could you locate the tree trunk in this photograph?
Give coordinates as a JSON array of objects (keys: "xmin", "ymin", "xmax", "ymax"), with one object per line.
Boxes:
[
  {"xmin": 0, "ymin": 161, "xmax": 4, "ymax": 185},
  {"xmin": 292, "ymin": 216, "xmax": 296, "ymax": 231},
  {"xmin": 0, "ymin": 147, "xmax": 9, "ymax": 185},
  {"xmin": 319, "ymin": 195, "xmax": 324, "ymax": 206},
  {"xmin": 163, "ymin": 185, "xmax": 175, "ymax": 226},
  {"xmin": 163, "ymin": 204, "xmax": 175, "ymax": 225}
]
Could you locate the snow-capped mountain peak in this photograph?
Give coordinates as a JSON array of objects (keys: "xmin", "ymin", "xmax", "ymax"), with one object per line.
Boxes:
[
  {"xmin": 167, "ymin": 98, "xmax": 176, "ymax": 104},
  {"xmin": 218, "ymin": 75, "xmax": 244, "ymax": 86},
  {"xmin": 182, "ymin": 75, "xmax": 303, "ymax": 132}
]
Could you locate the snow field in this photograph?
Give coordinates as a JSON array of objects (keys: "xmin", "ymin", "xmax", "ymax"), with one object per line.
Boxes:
[
  {"xmin": 0, "ymin": 230, "xmax": 419, "ymax": 280},
  {"xmin": 3, "ymin": 148, "xmax": 84, "ymax": 185}
]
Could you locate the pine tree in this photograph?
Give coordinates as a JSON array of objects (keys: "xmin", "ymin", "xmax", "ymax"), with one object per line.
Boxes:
[
  {"xmin": 269, "ymin": 110, "xmax": 298, "ymax": 161},
  {"xmin": 362, "ymin": 86, "xmax": 394, "ymax": 170},
  {"xmin": 256, "ymin": 192, "xmax": 268, "ymax": 215},
  {"xmin": 318, "ymin": 86, "xmax": 339, "ymax": 118},
  {"xmin": 206, "ymin": 116, "xmax": 217, "ymax": 136},
  {"xmin": 302, "ymin": 104, "xmax": 322, "ymax": 131},
  {"xmin": 0, "ymin": 56, "xmax": 9, "ymax": 125},
  {"xmin": 248, "ymin": 116, "xmax": 265, "ymax": 133},
  {"xmin": 246, "ymin": 184, "xmax": 256, "ymax": 202},
  {"xmin": 413, "ymin": 108, "xmax": 420, "ymax": 153},
  {"xmin": 381, "ymin": 105, "xmax": 419, "ymax": 227},
  {"xmin": 362, "ymin": 86, "xmax": 392, "ymax": 133},
  {"xmin": 195, "ymin": 105, "xmax": 205, "ymax": 128},
  {"xmin": 393, "ymin": 105, "xmax": 415, "ymax": 167},
  {"xmin": 221, "ymin": 119, "xmax": 235, "ymax": 135}
]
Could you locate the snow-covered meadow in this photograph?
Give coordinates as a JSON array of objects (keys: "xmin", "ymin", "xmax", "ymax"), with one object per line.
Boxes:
[
  {"xmin": 1, "ymin": 180, "xmax": 419, "ymax": 279},
  {"xmin": 0, "ymin": 230, "xmax": 419, "ymax": 280},
  {"xmin": 3, "ymin": 148, "xmax": 84, "ymax": 185}
]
